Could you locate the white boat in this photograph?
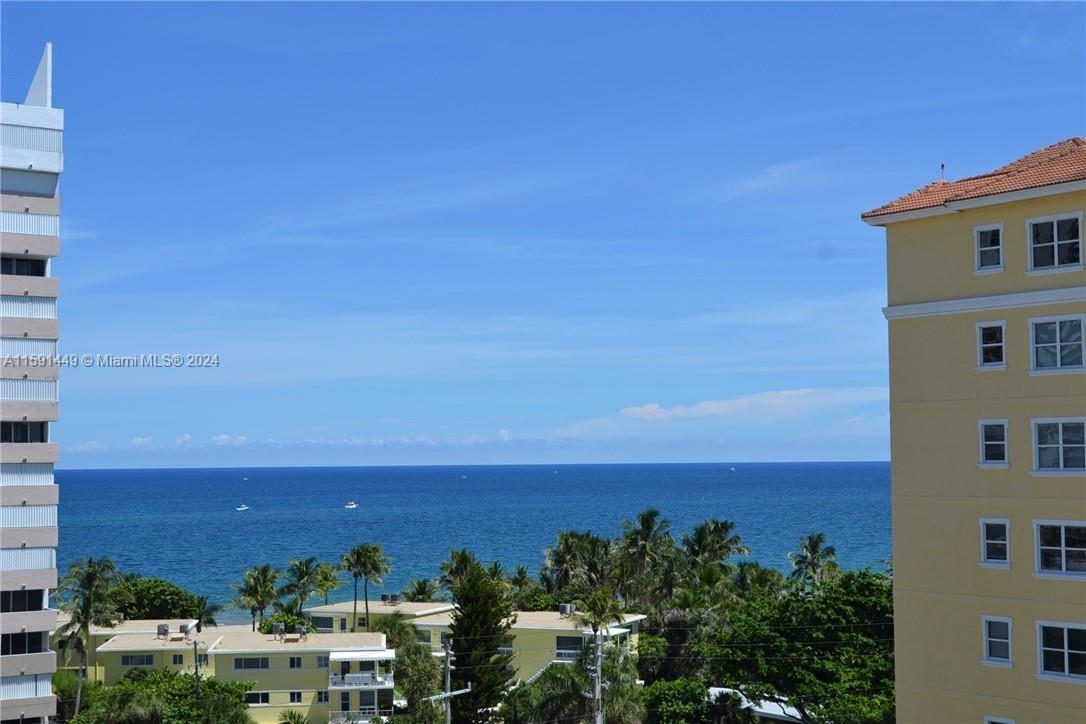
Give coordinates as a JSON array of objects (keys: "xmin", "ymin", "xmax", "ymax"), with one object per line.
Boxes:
[
  {"xmin": 236, "ymin": 504, "xmax": 250, "ymax": 511},
  {"xmin": 344, "ymin": 501, "xmax": 358, "ymax": 510}
]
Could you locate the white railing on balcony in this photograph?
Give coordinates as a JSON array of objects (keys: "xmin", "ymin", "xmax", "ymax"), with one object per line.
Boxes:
[
  {"xmin": 0, "ymin": 211, "xmax": 59, "ymax": 237},
  {"xmin": 0, "ymin": 547, "xmax": 55, "ymax": 570},
  {"xmin": 0, "ymin": 504, "xmax": 57, "ymax": 527},
  {"xmin": 554, "ymin": 649, "xmax": 580, "ymax": 662},
  {"xmin": 1, "ymin": 378, "xmax": 58, "ymax": 402},
  {"xmin": 1, "ymin": 124, "xmax": 62, "ymax": 153},
  {"xmin": 328, "ymin": 672, "xmax": 394, "ymax": 688},
  {"xmin": 0, "ymin": 463, "xmax": 54, "ymax": 486},
  {"xmin": 0, "ymin": 295, "xmax": 56, "ymax": 319},
  {"xmin": 328, "ymin": 709, "xmax": 393, "ymax": 724}
]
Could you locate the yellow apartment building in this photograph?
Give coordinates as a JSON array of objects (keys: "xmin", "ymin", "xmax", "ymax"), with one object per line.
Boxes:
[
  {"xmin": 863, "ymin": 137, "xmax": 1086, "ymax": 723},
  {"xmin": 409, "ymin": 608, "xmax": 645, "ymax": 682},
  {"xmin": 304, "ymin": 597, "xmax": 455, "ymax": 633},
  {"xmin": 95, "ymin": 627, "xmax": 395, "ymax": 724},
  {"xmin": 52, "ymin": 615, "xmax": 199, "ymax": 682}
]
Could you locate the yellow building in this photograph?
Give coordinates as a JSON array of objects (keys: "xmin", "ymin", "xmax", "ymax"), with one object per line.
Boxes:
[
  {"xmin": 863, "ymin": 137, "xmax": 1086, "ymax": 723},
  {"xmin": 303, "ymin": 598, "xmax": 455, "ymax": 633},
  {"xmin": 95, "ymin": 627, "xmax": 395, "ymax": 724},
  {"xmin": 52, "ymin": 615, "xmax": 199, "ymax": 682},
  {"xmin": 410, "ymin": 608, "xmax": 645, "ymax": 682}
]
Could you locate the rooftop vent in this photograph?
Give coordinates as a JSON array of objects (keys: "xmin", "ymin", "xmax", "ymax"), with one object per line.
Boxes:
[
  {"xmin": 380, "ymin": 593, "xmax": 390, "ymax": 603},
  {"xmin": 558, "ymin": 603, "xmax": 575, "ymax": 617},
  {"xmin": 156, "ymin": 624, "xmax": 169, "ymax": 638},
  {"xmin": 389, "ymin": 594, "xmax": 400, "ymax": 603}
]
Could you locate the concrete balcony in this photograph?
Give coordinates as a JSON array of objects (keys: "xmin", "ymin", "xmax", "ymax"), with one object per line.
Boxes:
[
  {"xmin": 0, "ymin": 608, "xmax": 57, "ymax": 635},
  {"xmin": 328, "ymin": 672, "xmax": 394, "ymax": 689},
  {"xmin": 0, "ymin": 693, "xmax": 56, "ymax": 721},
  {"xmin": 0, "ymin": 525, "xmax": 57, "ymax": 548},
  {"xmin": 0, "ymin": 232, "xmax": 59, "ymax": 259},
  {"xmin": 328, "ymin": 709, "xmax": 393, "ymax": 724},
  {"xmin": 0, "ymin": 318, "xmax": 58, "ymax": 340},
  {"xmin": 1, "ymin": 401, "xmax": 58, "ymax": 422},
  {"xmin": 0, "ymin": 274, "xmax": 59, "ymax": 298},
  {"xmin": 0, "ymin": 567, "xmax": 56, "ymax": 592},
  {"xmin": 0, "ymin": 194, "xmax": 59, "ymax": 215},
  {"xmin": 0, "ymin": 443, "xmax": 58, "ymax": 464},
  {"xmin": 0, "ymin": 651, "xmax": 56, "ymax": 677},
  {"xmin": 0, "ymin": 485, "xmax": 58, "ymax": 505}
]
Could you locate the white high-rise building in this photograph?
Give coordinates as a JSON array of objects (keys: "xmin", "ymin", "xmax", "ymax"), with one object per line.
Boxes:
[{"xmin": 0, "ymin": 43, "xmax": 62, "ymax": 724}]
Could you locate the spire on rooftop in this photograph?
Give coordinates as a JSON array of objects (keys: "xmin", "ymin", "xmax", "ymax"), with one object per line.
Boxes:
[{"xmin": 23, "ymin": 42, "xmax": 53, "ymax": 108}]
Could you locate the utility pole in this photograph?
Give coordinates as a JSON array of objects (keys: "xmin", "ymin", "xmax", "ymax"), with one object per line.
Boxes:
[
  {"xmin": 592, "ymin": 631, "xmax": 603, "ymax": 724},
  {"xmin": 443, "ymin": 640, "xmax": 453, "ymax": 724}
]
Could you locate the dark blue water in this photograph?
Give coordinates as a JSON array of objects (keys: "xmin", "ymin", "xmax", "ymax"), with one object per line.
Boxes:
[{"xmin": 56, "ymin": 463, "xmax": 889, "ymax": 622}]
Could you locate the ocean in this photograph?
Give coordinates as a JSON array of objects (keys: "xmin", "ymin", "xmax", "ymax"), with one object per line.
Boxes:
[{"xmin": 55, "ymin": 462, "xmax": 890, "ymax": 622}]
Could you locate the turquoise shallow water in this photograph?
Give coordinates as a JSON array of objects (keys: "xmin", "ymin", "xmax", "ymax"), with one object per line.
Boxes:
[{"xmin": 55, "ymin": 462, "xmax": 890, "ymax": 623}]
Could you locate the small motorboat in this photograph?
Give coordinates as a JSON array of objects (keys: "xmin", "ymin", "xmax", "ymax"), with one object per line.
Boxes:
[
  {"xmin": 344, "ymin": 501, "xmax": 358, "ymax": 510},
  {"xmin": 236, "ymin": 504, "xmax": 250, "ymax": 512}
]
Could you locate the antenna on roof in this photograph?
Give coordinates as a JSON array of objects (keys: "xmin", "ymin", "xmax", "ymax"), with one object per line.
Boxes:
[{"xmin": 940, "ymin": 163, "xmax": 945, "ymax": 180}]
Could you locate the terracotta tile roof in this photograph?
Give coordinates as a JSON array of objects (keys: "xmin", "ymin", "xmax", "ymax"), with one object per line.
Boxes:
[{"xmin": 862, "ymin": 137, "xmax": 1086, "ymax": 220}]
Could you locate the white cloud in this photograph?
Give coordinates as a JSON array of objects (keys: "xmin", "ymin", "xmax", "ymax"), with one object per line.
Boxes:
[
  {"xmin": 175, "ymin": 433, "xmax": 194, "ymax": 448},
  {"xmin": 718, "ymin": 159, "xmax": 814, "ymax": 201},
  {"xmin": 68, "ymin": 440, "xmax": 109, "ymax": 453},
  {"xmin": 620, "ymin": 387, "xmax": 888, "ymax": 423},
  {"xmin": 211, "ymin": 434, "xmax": 248, "ymax": 446},
  {"xmin": 130, "ymin": 436, "xmax": 154, "ymax": 449}
]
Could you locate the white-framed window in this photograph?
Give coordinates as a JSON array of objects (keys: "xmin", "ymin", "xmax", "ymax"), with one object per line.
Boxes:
[
  {"xmin": 289, "ymin": 691, "xmax": 302, "ymax": 704},
  {"xmin": 975, "ymin": 224, "xmax": 1003, "ymax": 272},
  {"xmin": 1033, "ymin": 418, "xmax": 1086, "ymax": 473},
  {"xmin": 172, "ymin": 653, "xmax": 183, "ymax": 666},
  {"xmin": 1034, "ymin": 521, "xmax": 1086, "ymax": 577},
  {"xmin": 289, "ymin": 655, "xmax": 302, "ymax": 669},
  {"xmin": 982, "ymin": 616, "xmax": 1013, "ymax": 667},
  {"xmin": 197, "ymin": 653, "xmax": 208, "ymax": 667},
  {"xmin": 979, "ymin": 420, "xmax": 1009, "ymax": 467},
  {"xmin": 976, "ymin": 321, "xmax": 1006, "ymax": 369},
  {"xmin": 1037, "ymin": 621, "xmax": 1086, "ymax": 681},
  {"xmin": 980, "ymin": 518, "xmax": 1010, "ymax": 567},
  {"xmin": 984, "ymin": 717, "xmax": 1015, "ymax": 724},
  {"xmin": 1028, "ymin": 212, "xmax": 1082, "ymax": 271},
  {"xmin": 317, "ymin": 691, "xmax": 329, "ymax": 704},
  {"xmin": 1030, "ymin": 315, "xmax": 1085, "ymax": 372},
  {"xmin": 245, "ymin": 692, "xmax": 270, "ymax": 706},
  {"xmin": 316, "ymin": 655, "xmax": 329, "ymax": 669}
]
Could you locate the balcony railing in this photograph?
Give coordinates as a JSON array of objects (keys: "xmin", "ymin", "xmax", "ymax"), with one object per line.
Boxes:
[
  {"xmin": 328, "ymin": 708, "xmax": 394, "ymax": 724},
  {"xmin": 554, "ymin": 649, "xmax": 580, "ymax": 662},
  {"xmin": 328, "ymin": 672, "xmax": 395, "ymax": 689}
]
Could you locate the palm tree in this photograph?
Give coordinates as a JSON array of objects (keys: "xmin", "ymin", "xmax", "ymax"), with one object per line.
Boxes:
[
  {"xmin": 682, "ymin": 519, "xmax": 749, "ymax": 572},
  {"xmin": 788, "ymin": 532, "xmax": 838, "ymax": 584},
  {"xmin": 509, "ymin": 565, "xmax": 532, "ymax": 593},
  {"xmin": 277, "ymin": 710, "xmax": 311, "ymax": 724},
  {"xmin": 341, "ymin": 543, "xmax": 391, "ymax": 632},
  {"xmin": 279, "ymin": 556, "xmax": 321, "ymax": 608},
  {"xmin": 574, "ymin": 588, "xmax": 627, "ymax": 724},
  {"xmin": 314, "ymin": 562, "xmax": 342, "ymax": 606},
  {"xmin": 619, "ymin": 508, "xmax": 673, "ymax": 581},
  {"xmin": 438, "ymin": 548, "xmax": 478, "ymax": 590},
  {"xmin": 232, "ymin": 564, "xmax": 281, "ymax": 630},
  {"xmin": 370, "ymin": 611, "xmax": 417, "ymax": 649},
  {"xmin": 402, "ymin": 578, "xmax": 440, "ymax": 602},
  {"xmin": 56, "ymin": 557, "xmax": 119, "ymax": 715},
  {"xmin": 193, "ymin": 595, "xmax": 223, "ymax": 632}
]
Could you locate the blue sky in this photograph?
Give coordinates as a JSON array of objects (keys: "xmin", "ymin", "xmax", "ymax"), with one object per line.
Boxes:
[{"xmin": 3, "ymin": 2, "xmax": 1084, "ymax": 468}]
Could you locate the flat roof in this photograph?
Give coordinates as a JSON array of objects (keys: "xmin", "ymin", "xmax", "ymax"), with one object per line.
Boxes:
[
  {"xmin": 97, "ymin": 631, "xmax": 388, "ymax": 655},
  {"xmin": 412, "ymin": 610, "xmax": 646, "ymax": 634},
  {"xmin": 304, "ymin": 600, "xmax": 455, "ymax": 617},
  {"xmin": 55, "ymin": 615, "xmax": 199, "ymax": 636}
]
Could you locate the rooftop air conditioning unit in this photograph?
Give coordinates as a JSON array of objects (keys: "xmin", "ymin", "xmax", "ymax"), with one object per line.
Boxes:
[
  {"xmin": 558, "ymin": 604, "xmax": 573, "ymax": 617},
  {"xmin": 272, "ymin": 622, "xmax": 285, "ymax": 637},
  {"xmin": 156, "ymin": 624, "xmax": 169, "ymax": 638},
  {"xmin": 179, "ymin": 623, "xmax": 191, "ymax": 636},
  {"xmin": 390, "ymin": 594, "xmax": 400, "ymax": 603},
  {"xmin": 380, "ymin": 593, "xmax": 390, "ymax": 603}
]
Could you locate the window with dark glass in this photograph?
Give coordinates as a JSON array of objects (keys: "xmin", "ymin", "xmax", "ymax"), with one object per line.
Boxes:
[
  {"xmin": 245, "ymin": 692, "xmax": 270, "ymax": 705},
  {"xmin": 1035, "ymin": 421, "xmax": 1086, "ymax": 470},
  {"xmin": 0, "ymin": 256, "xmax": 47, "ymax": 276},
  {"xmin": 1038, "ymin": 524, "xmax": 1086, "ymax": 575},
  {"xmin": 1040, "ymin": 624, "xmax": 1086, "ymax": 679},
  {"xmin": 1, "ymin": 631, "xmax": 48, "ymax": 655},
  {"xmin": 1031, "ymin": 215, "xmax": 1082, "ymax": 269},
  {"xmin": 976, "ymin": 227, "xmax": 1002, "ymax": 269},
  {"xmin": 981, "ymin": 521, "xmax": 1009, "ymax": 565},
  {"xmin": 978, "ymin": 323, "xmax": 1005, "ymax": 367},
  {"xmin": 1033, "ymin": 318, "xmax": 1084, "ymax": 370},
  {"xmin": 0, "ymin": 589, "xmax": 45, "ymax": 613},
  {"xmin": 0, "ymin": 422, "xmax": 48, "ymax": 443}
]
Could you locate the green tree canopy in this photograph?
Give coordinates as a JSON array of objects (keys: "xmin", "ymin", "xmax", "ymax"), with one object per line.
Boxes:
[
  {"xmin": 71, "ymin": 669, "xmax": 253, "ymax": 724},
  {"xmin": 111, "ymin": 575, "xmax": 200, "ymax": 621},
  {"xmin": 708, "ymin": 569, "xmax": 894, "ymax": 724},
  {"xmin": 642, "ymin": 679, "xmax": 710, "ymax": 724},
  {"xmin": 449, "ymin": 559, "xmax": 516, "ymax": 723}
]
